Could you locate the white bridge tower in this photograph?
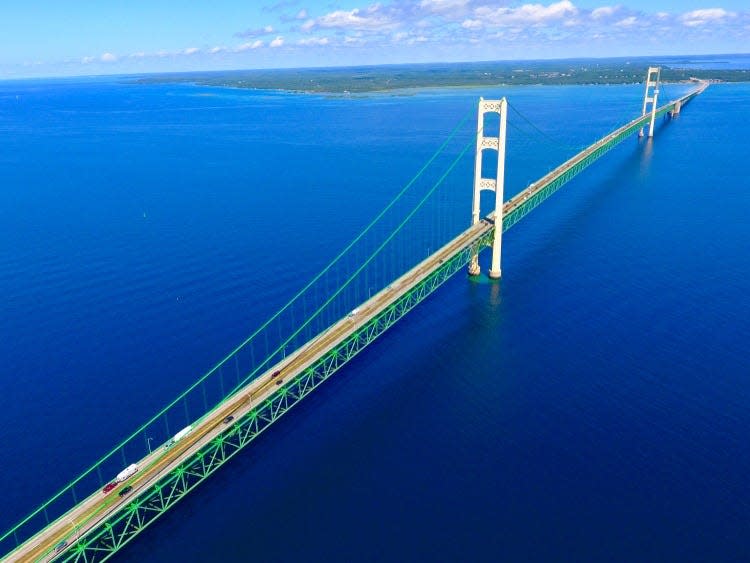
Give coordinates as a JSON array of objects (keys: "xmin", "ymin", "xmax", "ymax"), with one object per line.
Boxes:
[
  {"xmin": 468, "ymin": 97, "xmax": 507, "ymax": 280},
  {"xmin": 639, "ymin": 66, "xmax": 661, "ymax": 138}
]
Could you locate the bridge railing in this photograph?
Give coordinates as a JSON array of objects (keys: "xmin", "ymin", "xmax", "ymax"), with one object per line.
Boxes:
[
  {"xmin": 502, "ymin": 82, "xmax": 706, "ymax": 231},
  {"xmin": 0, "ymin": 105, "xmax": 479, "ymax": 556},
  {"xmin": 1, "ymin": 80, "xmax": 708, "ymax": 557}
]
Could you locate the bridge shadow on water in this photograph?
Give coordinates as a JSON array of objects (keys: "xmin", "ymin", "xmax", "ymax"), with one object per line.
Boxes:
[
  {"xmin": 505, "ymin": 116, "xmax": 675, "ymax": 284},
  {"xmin": 372, "ymin": 115, "xmax": 681, "ymax": 390}
]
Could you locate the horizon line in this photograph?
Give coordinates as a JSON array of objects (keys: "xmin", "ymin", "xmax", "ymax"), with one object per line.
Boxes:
[{"xmin": 2, "ymin": 51, "xmax": 748, "ymax": 83}]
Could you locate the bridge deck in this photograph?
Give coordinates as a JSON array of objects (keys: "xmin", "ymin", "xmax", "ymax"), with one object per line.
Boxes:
[
  {"xmin": 9, "ymin": 220, "xmax": 494, "ymax": 562},
  {"xmin": 501, "ymin": 80, "xmax": 707, "ymax": 228},
  {"xmin": 5, "ymin": 80, "xmax": 707, "ymax": 563}
]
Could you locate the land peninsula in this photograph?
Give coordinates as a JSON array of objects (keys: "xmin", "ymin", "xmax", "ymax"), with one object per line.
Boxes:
[{"xmin": 135, "ymin": 56, "xmax": 747, "ymax": 95}]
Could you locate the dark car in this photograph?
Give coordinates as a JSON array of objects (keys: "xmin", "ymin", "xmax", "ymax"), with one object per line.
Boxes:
[
  {"xmin": 275, "ymin": 379, "xmax": 283, "ymax": 386},
  {"xmin": 271, "ymin": 370, "xmax": 281, "ymax": 378},
  {"xmin": 54, "ymin": 541, "xmax": 68, "ymax": 554},
  {"xmin": 102, "ymin": 482, "xmax": 117, "ymax": 494},
  {"xmin": 222, "ymin": 415, "xmax": 234, "ymax": 424},
  {"xmin": 118, "ymin": 485, "xmax": 133, "ymax": 497}
]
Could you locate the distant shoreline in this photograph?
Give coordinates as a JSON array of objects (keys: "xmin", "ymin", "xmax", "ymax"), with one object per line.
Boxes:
[
  {"xmin": 173, "ymin": 79, "xmax": 722, "ymax": 99},
  {"xmin": 134, "ymin": 58, "xmax": 749, "ymax": 95}
]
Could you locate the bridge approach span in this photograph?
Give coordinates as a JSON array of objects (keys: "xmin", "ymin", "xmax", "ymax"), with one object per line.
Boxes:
[{"xmin": 3, "ymin": 79, "xmax": 707, "ymax": 563}]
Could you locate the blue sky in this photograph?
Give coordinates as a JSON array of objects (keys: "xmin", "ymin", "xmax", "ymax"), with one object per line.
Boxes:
[{"xmin": 2, "ymin": 0, "xmax": 749, "ymax": 78}]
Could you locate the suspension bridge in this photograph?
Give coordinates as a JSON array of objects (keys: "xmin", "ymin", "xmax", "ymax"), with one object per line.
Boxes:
[{"xmin": 2, "ymin": 69, "xmax": 707, "ymax": 562}]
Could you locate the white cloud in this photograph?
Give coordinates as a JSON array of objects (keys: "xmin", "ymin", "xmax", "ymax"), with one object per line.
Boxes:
[
  {"xmin": 62, "ymin": 0, "xmax": 750, "ymax": 68},
  {"xmin": 235, "ymin": 40, "xmax": 264, "ymax": 52},
  {"xmin": 297, "ymin": 37, "xmax": 330, "ymax": 46},
  {"xmin": 420, "ymin": 0, "xmax": 469, "ymax": 14},
  {"xmin": 462, "ymin": 19, "xmax": 483, "ymax": 29},
  {"xmin": 681, "ymin": 8, "xmax": 733, "ymax": 27},
  {"xmin": 236, "ymin": 25, "xmax": 275, "ymax": 38},
  {"xmin": 591, "ymin": 6, "xmax": 617, "ymax": 20},
  {"xmin": 303, "ymin": 4, "xmax": 397, "ymax": 32},
  {"xmin": 615, "ymin": 16, "xmax": 637, "ymax": 27},
  {"xmin": 474, "ymin": 1, "xmax": 578, "ymax": 27}
]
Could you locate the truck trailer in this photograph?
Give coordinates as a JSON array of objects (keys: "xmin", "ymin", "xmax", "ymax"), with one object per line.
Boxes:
[
  {"xmin": 165, "ymin": 425, "xmax": 194, "ymax": 449},
  {"xmin": 115, "ymin": 463, "xmax": 138, "ymax": 483},
  {"xmin": 172, "ymin": 425, "xmax": 193, "ymax": 443}
]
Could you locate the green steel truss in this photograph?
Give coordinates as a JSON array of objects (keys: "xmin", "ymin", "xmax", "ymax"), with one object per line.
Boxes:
[
  {"xmin": 504, "ymin": 112, "xmax": 656, "ymax": 231},
  {"xmin": 9, "ymin": 89, "xmax": 703, "ymax": 563},
  {"xmin": 48, "ymin": 230, "xmax": 494, "ymax": 563},
  {"xmin": 501, "ymin": 91, "xmax": 702, "ymax": 231}
]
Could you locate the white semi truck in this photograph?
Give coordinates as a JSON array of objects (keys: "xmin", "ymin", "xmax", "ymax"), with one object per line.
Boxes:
[
  {"xmin": 115, "ymin": 463, "xmax": 138, "ymax": 483},
  {"xmin": 165, "ymin": 425, "xmax": 193, "ymax": 448}
]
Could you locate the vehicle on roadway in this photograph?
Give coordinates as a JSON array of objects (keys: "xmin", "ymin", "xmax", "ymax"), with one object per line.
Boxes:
[
  {"xmin": 118, "ymin": 486, "xmax": 133, "ymax": 497},
  {"xmin": 102, "ymin": 482, "xmax": 117, "ymax": 494},
  {"xmin": 222, "ymin": 415, "xmax": 234, "ymax": 424},
  {"xmin": 271, "ymin": 370, "xmax": 281, "ymax": 378},
  {"xmin": 347, "ymin": 307, "xmax": 360, "ymax": 318},
  {"xmin": 54, "ymin": 541, "xmax": 67, "ymax": 554},
  {"xmin": 115, "ymin": 464, "xmax": 138, "ymax": 483},
  {"xmin": 165, "ymin": 425, "xmax": 193, "ymax": 449}
]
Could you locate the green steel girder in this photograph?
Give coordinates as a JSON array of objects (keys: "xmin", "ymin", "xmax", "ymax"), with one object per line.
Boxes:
[
  {"xmin": 50, "ymin": 230, "xmax": 494, "ymax": 563},
  {"xmin": 11, "ymin": 91, "xmax": 699, "ymax": 562},
  {"xmin": 502, "ymin": 111, "xmax": 661, "ymax": 231}
]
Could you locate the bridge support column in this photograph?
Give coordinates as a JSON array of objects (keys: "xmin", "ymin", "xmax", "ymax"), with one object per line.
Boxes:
[
  {"xmin": 671, "ymin": 99, "xmax": 682, "ymax": 117},
  {"xmin": 469, "ymin": 97, "xmax": 507, "ymax": 279},
  {"xmin": 639, "ymin": 66, "xmax": 660, "ymax": 138}
]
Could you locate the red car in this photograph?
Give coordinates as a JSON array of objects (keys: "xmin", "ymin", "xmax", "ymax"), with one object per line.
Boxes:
[
  {"xmin": 271, "ymin": 370, "xmax": 281, "ymax": 378},
  {"xmin": 102, "ymin": 482, "xmax": 117, "ymax": 494}
]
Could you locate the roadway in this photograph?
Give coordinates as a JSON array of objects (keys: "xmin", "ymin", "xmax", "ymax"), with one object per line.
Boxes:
[
  {"xmin": 501, "ymin": 81, "xmax": 707, "ymax": 219},
  {"xmin": 9, "ymin": 219, "xmax": 494, "ymax": 562},
  {"xmin": 8, "ymin": 80, "xmax": 707, "ymax": 563}
]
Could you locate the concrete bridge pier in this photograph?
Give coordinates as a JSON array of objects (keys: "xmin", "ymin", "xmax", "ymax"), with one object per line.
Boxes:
[
  {"xmin": 671, "ymin": 99, "xmax": 682, "ymax": 117},
  {"xmin": 468, "ymin": 253, "xmax": 481, "ymax": 276}
]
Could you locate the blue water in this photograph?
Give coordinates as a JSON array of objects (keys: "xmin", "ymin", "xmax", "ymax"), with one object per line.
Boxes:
[
  {"xmin": 1, "ymin": 77, "xmax": 750, "ymax": 562},
  {"xmin": 655, "ymin": 53, "xmax": 750, "ymax": 70}
]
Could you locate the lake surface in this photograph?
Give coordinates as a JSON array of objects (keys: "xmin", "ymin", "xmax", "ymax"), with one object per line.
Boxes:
[
  {"xmin": 656, "ymin": 53, "xmax": 750, "ymax": 70},
  {"xmin": 1, "ymin": 76, "xmax": 749, "ymax": 562}
]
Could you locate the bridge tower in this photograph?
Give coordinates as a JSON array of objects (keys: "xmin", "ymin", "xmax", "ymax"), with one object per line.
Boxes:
[
  {"xmin": 468, "ymin": 97, "xmax": 507, "ymax": 279},
  {"xmin": 639, "ymin": 67, "xmax": 661, "ymax": 138}
]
